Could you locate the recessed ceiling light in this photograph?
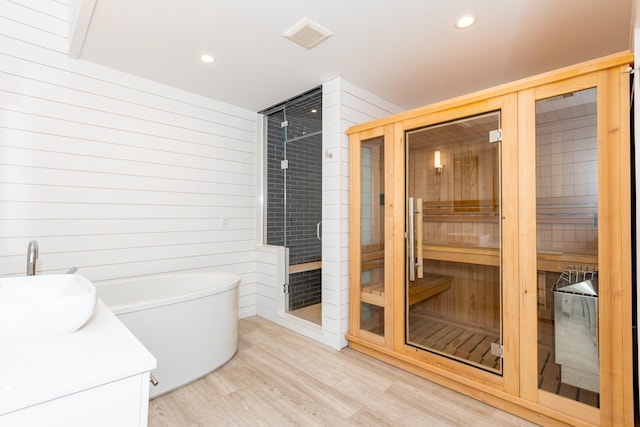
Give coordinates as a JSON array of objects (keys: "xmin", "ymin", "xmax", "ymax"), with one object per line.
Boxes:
[
  {"xmin": 200, "ymin": 54, "xmax": 215, "ymax": 63},
  {"xmin": 311, "ymin": 109, "xmax": 317, "ymax": 113},
  {"xmin": 455, "ymin": 14, "xmax": 476, "ymax": 29}
]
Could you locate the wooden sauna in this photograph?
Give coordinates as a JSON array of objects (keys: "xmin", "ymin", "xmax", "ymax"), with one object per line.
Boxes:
[{"xmin": 347, "ymin": 52, "xmax": 633, "ymax": 426}]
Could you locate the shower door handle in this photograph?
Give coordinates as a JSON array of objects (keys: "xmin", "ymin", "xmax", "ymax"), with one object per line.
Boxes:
[{"xmin": 316, "ymin": 222, "xmax": 322, "ymax": 240}]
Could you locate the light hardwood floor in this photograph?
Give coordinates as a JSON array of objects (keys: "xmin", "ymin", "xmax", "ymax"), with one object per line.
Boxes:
[{"xmin": 148, "ymin": 316, "xmax": 538, "ymax": 426}]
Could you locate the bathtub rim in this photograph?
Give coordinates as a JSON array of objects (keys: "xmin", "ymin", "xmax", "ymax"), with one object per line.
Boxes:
[{"xmin": 96, "ymin": 271, "xmax": 240, "ymax": 315}]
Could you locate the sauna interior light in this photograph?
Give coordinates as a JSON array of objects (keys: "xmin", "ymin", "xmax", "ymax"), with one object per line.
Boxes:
[
  {"xmin": 455, "ymin": 15, "xmax": 476, "ymax": 29},
  {"xmin": 434, "ymin": 150, "xmax": 443, "ymax": 173},
  {"xmin": 200, "ymin": 54, "xmax": 215, "ymax": 63}
]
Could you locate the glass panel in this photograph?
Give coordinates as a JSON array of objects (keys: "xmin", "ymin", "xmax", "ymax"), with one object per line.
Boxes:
[
  {"xmin": 360, "ymin": 136, "xmax": 385, "ymax": 335},
  {"xmin": 536, "ymin": 88, "xmax": 599, "ymax": 407},
  {"xmin": 405, "ymin": 111, "xmax": 503, "ymax": 374},
  {"xmin": 264, "ymin": 88, "xmax": 323, "ymax": 324}
]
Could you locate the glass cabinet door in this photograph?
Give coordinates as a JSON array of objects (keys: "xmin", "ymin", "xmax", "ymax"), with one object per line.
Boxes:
[{"xmin": 405, "ymin": 111, "xmax": 503, "ymax": 375}]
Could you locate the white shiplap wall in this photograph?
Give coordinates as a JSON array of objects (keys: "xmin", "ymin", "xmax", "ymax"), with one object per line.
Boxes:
[
  {"xmin": 323, "ymin": 77, "xmax": 401, "ymax": 348},
  {"xmin": 0, "ymin": 0, "xmax": 258, "ymax": 317},
  {"xmin": 256, "ymin": 77, "xmax": 401, "ymax": 349}
]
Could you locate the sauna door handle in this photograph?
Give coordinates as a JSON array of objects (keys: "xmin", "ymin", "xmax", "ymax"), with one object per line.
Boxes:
[
  {"xmin": 408, "ymin": 197, "xmax": 423, "ymax": 282},
  {"xmin": 416, "ymin": 198, "xmax": 423, "ymax": 279},
  {"xmin": 409, "ymin": 197, "xmax": 416, "ymax": 281}
]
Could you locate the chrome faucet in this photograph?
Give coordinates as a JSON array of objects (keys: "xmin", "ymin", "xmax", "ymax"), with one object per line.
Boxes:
[{"xmin": 26, "ymin": 240, "xmax": 39, "ymax": 276}]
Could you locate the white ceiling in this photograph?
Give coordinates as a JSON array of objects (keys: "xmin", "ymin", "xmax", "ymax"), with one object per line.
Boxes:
[{"xmin": 75, "ymin": 0, "xmax": 634, "ymax": 112}]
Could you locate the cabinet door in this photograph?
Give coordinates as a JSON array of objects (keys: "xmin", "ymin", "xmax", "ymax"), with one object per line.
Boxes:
[
  {"xmin": 349, "ymin": 125, "xmax": 395, "ymax": 345},
  {"xmin": 0, "ymin": 374, "xmax": 148, "ymax": 427}
]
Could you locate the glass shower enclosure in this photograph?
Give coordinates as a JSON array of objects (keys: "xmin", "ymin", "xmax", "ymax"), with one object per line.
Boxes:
[{"xmin": 262, "ymin": 87, "xmax": 323, "ymax": 324}]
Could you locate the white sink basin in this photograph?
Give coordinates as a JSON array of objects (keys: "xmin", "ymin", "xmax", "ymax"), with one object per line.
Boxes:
[{"xmin": 0, "ymin": 274, "xmax": 97, "ymax": 344}]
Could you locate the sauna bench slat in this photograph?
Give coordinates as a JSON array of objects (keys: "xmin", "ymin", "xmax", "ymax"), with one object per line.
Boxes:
[
  {"xmin": 422, "ymin": 243, "xmax": 597, "ymax": 271},
  {"xmin": 421, "ymin": 196, "xmax": 597, "ymax": 225},
  {"xmin": 361, "ymin": 258, "xmax": 384, "ymax": 271},
  {"xmin": 360, "ymin": 282, "xmax": 384, "ymax": 306},
  {"xmin": 408, "ymin": 274, "xmax": 453, "ymax": 305},
  {"xmin": 421, "ymin": 214, "xmax": 595, "ymax": 225},
  {"xmin": 423, "ymin": 244, "xmax": 500, "ymax": 267},
  {"xmin": 360, "ymin": 273, "xmax": 453, "ymax": 307}
]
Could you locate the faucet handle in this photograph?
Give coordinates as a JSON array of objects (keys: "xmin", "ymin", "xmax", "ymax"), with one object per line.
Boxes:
[{"xmin": 26, "ymin": 240, "xmax": 39, "ymax": 276}]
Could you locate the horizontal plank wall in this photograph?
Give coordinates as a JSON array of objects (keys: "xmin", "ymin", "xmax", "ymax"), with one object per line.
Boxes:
[{"xmin": 0, "ymin": 0, "xmax": 258, "ymax": 318}]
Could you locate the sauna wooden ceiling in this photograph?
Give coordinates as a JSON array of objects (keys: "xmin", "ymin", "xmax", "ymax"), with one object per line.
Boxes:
[{"xmin": 72, "ymin": 0, "xmax": 634, "ymax": 112}]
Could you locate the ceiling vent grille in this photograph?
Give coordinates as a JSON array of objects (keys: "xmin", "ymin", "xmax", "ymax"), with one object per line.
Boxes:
[{"xmin": 284, "ymin": 17, "xmax": 332, "ymax": 50}]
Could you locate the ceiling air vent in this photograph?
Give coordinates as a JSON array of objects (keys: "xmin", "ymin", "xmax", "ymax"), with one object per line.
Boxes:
[{"xmin": 283, "ymin": 17, "xmax": 332, "ymax": 50}]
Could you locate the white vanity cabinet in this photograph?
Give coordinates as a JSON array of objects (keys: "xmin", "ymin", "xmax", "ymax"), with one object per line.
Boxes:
[{"xmin": 0, "ymin": 301, "xmax": 156, "ymax": 427}]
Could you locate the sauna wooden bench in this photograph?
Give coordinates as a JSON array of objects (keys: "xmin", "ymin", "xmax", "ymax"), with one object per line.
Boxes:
[
  {"xmin": 361, "ymin": 273, "xmax": 452, "ymax": 307},
  {"xmin": 422, "ymin": 243, "xmax": 597, "ymax": 273},
  {"xmin": 359, "ymin": 244, "xmax": 596, "ymax": 307}
]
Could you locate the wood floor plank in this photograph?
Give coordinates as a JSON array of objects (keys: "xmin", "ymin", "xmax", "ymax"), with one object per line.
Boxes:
[
  {"xmin": 468, "ymin": 335, "xmax": 492, "ymax": 364},
  {"xmin": 444, "ymin": 328, "xmax": 475, "ymax": 353},
  {"xmin": 430, "ymin": 326, "xmax": 464, "ymax": 351},
  {"xmin": 383, "ymin": 378, "xmax": 497, "ymax": 426},
  {"xmin": 148, "ymin": 316, "xmax": 538, "ymax": 427},
  {"xmin": 455, "ymin": 329, "xmax": 488, "ymax": 357}
]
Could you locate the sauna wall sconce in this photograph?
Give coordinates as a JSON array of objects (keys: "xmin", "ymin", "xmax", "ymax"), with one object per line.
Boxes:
[{"xmin": 434, "ymin": 150, "xmax": 443, "ymax": 173}]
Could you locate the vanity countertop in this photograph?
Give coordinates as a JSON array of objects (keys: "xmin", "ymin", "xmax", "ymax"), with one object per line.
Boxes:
[{"xmin": 0, "ymin": 300, "xmax": 156, "ymax": 415}]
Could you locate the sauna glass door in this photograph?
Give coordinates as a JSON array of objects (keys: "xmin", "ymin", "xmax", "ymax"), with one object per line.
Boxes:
[{"xmin": 405, "ymin": 111, "xmax": 503, "ymax": 375}]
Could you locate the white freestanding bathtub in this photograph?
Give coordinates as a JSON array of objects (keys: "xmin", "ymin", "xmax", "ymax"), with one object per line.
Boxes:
[{"xmin": 96, "ymin": 271, "xmax": 240, "ymax": 398}]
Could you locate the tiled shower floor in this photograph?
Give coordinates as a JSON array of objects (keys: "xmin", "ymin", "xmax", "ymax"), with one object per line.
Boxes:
[{"xmin": 289, "ymin": 303, "xmax": 322, "ymax": 325}]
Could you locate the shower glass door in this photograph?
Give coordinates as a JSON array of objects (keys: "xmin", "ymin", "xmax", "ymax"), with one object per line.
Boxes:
[
  {"xmin": 405, "ymin": 111, "xmax": 503, "ymax": 375},
  {"xmin": 263, "ymin": 88, "xmax": 323, "ymax": 324}
]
